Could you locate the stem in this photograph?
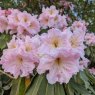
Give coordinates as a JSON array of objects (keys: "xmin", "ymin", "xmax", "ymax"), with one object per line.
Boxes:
[{"xmin": 0, "ymin": 69, "xmax": 15, "ymax": 79}]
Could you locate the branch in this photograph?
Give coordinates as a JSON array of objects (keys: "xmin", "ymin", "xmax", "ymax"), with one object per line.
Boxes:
[{"xmin": 0, "ymin": 69, "xmax": 15, "ymax": 79}]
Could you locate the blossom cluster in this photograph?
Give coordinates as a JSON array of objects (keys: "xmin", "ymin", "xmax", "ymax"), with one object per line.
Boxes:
[
  {"xmin": 85, "ymin": 33, "xmax": 95, "ymax": 46},
  {"xmin": 0, "ymin": 8, "xmax": 40, "ymax": 36},
  {"xmin": 0, "ymin": 35, "xmax": 40, "ymax": 78},
  {"xmin": 0, "ymin": 6, "xmax": 68, "ymax": 35},
  {"xmin": 89, "ymin": 68, "xmax": 95, "ymax": 75},
  {"xmin": 0, "ymin": 6, "xmax": 93, "ymax": 84},
  {"xmin": 39, "ymin": 6, "xmax": 67, "ymax": 29}
]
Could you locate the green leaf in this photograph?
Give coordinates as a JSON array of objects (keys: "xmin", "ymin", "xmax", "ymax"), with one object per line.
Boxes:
[
  {"xmin": 10, "ymin": 77, "xmax": 25, "ymax": 95},
  {"xmin": 0, "ymin": 89, "xmax": 4, "ymax": 95},
  {"xmin": 26, "ymin": 75, "xmax": 44, "ymax": 95},
  {"xmin": 65, "ymin": 84, "xmax": 74, "ymax": 95},
  {"xmin": 85, "ymin": 69, "xmax": 95, "ymax": 85},
  {"xmin": 45, "ymin": 83, "xmax": 54, "ymax": 95},
  {"xmin": 0, "ymin": 34, "xmax": 11, "ymax": 50},
  {"xmin": 55, "ymin": 83, "xmax": 65, "ymax": 95},
  {"xmin": 88, "ymin": 85, "xmax": 95, "ymax": 94},
  {"xmin": 79, "ymin": 71, "xmax": 95, "ymax": 94},
  {"xmin": 70, "ymin": 80, "xmax": 90, "ymax": 95},
  {"xmin": 39, "ymin": 29, "xmax": 48, "ymax": 35},
  {"xmin": 37, "ymin": 76, "xmax": 47, "ymax": 95},
  {"xmin": 0, "ymin": 39, "xmax": 6, "ymax": 50},
  {"xmin": 85, "ymin": 48, "xmax": 91, "ymax": 56},
  {"xmin": 79, "ymin": 71, "xmax": 90, "ymax": 89}
]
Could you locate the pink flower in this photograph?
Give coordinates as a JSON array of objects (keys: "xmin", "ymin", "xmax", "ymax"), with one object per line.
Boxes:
[
  {"xmin": 0, "ymin": 35, "xmax": 39, "ymax": 78},
  {"xmin": 64, "ymin": 28, "xmax": 89, "ymax": 70},
  {"xmin": 37, "ymin": 49, "xmax": 80, "ymax": 84},
  {"xmin": 59, "ymin": 0, "xmax": 73, "ymax": 10},
  {"xmin": 8, "ymin": 9, "xmax": 20, "ymax": 14},
  {"xmin": 0, "ymin": 7, "xmax": 90, "ymax": 84},
  {"xmin": 39, "ymin": 13, "xmax": 50, "ymax": 29},
  {"xmin": 56, "ymin": 15, "xmax": 68, "ymax": 28},
  {"xmin": 89, "ymin": 68, "xmax": 95, "ymax": 75},
  {"xmin": 5, "ymin": 10, "xmax": 12, "ymax": 16},
  {"xmin": 79, "ymin": 57, "xmax": 89, "ymax": 71},
  {"xmin": 38, "ymin": 28, "xmax": 71, "ymax": 56},
  {"xmin": 71, "ymin": 21, "xmax": 87, "ymax": 34},
  {"xmin": 21, "ymin": 36, "xmax": 40, "ymax": 60},
  {"xmin": 49, "ymin": 15, "xmax": 68, "ymax": 29},
  {"xmin": 7, "ymin": 35, "xmax": 24, "ymax": 49},
  {"xmin": 0, "ymin": 16, "xmax": 8, "ymax": 33},
  {"xmin": 42, "ymin": 5, "xmax": 59, "ymax": 18},
  {"xmin": 1, "ymin": 50, "xmax": 35, "ymax": 78},
  {"xmin": 17, "ymin": 11, "xmax": 32, "ymax": 26},
  {"xmin": 39, "ymin": 6, "xmax": 67, "ymax": 29},
  {"xmin": 37, "ymin": 28, "xmax": 80, "ymax": 84},
  {"xmin": 85, "ymin": 33, "xmax": 95, "ymax": 46},
  {"xmin": 7, "ymin": 9, "xmax": 20, "ymax": 31},
  {"xmin": 17, "ymin": 25, "xmax": 29, "ymax": 36},
  {"xmin": 63, "ymin": 28, "xmax": 86, "ymax": 58},
  {"xmin": 7, "ymin": 9, "xmax": 40, "ymax": 35},
  {"xmin": 25, "ymin": 16, "xmax": 40, "ymax": 35},
  {"xmin": 0, "ymin": 9, "xmax": 6, "ymax": 16}
]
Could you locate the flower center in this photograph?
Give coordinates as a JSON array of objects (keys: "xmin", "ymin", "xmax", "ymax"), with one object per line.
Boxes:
[
  {"xmin": 55, "ymin": 58, "xmax": 61, "ymax": 65},
  {"xmin": 11, "ymin": 44, "xmax": 17, "ymax": 48},
  {"xmin": 44, "ymin": 18, "xmax": 49, "ymax": 24},
  {"xmin": 24, "ymin": 17, "xmax": 28, "ymax": 22},
  {"xmin": 29, "ymin": 23, "xmax": 36, "ymax": 29},
  {"xmin": 25, "ymin": 44, "xmax": 32, "ymax": 52},
  {"xmin": 54, "ymin": 16, "xmax": 58, "ymax": 22},
  {"xmin": 70, "ymin": 36, "xmax": 78, "ymax": 48},
  {"xmin": 54, "ymin": 41, "xmax": 58, "ymax": 47},
  {"xmin": 52, "ymin": 39, "xmax": 59, "ymax": 48},
  {"xmin": 15, "ymin": 16, "xmax": 19, "ymax": 23},
  {"xmin": 49, "ymin": 10, "xmax": 54, "ymax": 15},
  {"xmin": 17, "ymin": 56, "xmax": 23, "ymax": 64}
]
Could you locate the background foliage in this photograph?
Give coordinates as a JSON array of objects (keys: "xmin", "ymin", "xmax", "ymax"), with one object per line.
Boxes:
[{"xmin": 0, "ymin": 0, "xmax": 95, "ymax": 95}]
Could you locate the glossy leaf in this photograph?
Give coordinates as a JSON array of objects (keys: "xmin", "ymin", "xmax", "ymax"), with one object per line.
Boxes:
[
  {"xmin": 10, "ymin": 78, "xmax": 25, "ymax": 95},
  {"xmin": 37, "ymin": 76, "xmax": 47, "ymax": 95},
  {"xmin": 55, "ymin": 83, "xmax": 65, "ymax": 95},
  {"xmin": 26, "ymin": 75, "xmax": 44, "ymax": 95},
  {"xmin": 65, "ymin": 84, "xmax": 74, "ymax": 95},
  {"xmin": 70, "ymin": 80, "xmax": 90, "ymax": 95},
  {"xmin": 45, "ymin": 83, "xmax": 54, "ymax": 95},
  {"xmin": 79, "ymin": 71, "xmax": 90, "ymax": 89},
  {"xmin": 0, "ymin": 34, "xmax": 11, "ymax": 50},
  {"xmin": 85, "ymin": 69, "xmax": 95, "ymax": 85}
]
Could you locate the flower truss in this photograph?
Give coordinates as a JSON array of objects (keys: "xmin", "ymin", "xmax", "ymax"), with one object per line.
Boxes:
[{"xmin": 0, "ymin": 5, "xmax": 95, "ymax": 85}]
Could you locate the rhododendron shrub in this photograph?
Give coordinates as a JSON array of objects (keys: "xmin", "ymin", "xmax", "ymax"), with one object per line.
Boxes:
[{"xmin": 0, "ymin": 5, "xmax": 95, "ymax": 95}]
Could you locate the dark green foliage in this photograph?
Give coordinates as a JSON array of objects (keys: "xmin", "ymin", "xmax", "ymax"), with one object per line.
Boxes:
[{"xmin": 25, "ymin": 71, "xmax": 95, "ymax": 95}]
